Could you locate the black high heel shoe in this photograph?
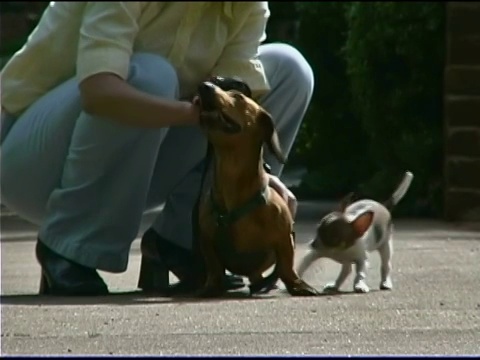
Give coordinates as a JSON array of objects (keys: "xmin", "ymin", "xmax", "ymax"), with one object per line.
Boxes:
[
  {"xmin": 137, "ymin": 228, "xmax": 245, "ymax": 296},
  {"xmin": 35, "ymin": 239, "xmax": 109, "ymax": 296}
]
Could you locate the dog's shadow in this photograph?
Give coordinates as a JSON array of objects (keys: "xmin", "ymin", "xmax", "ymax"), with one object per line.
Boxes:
[
  {"xmin": 322, "ymin": 288, "xmax": 384, "ymax": 297},
  {"xmin": 1, "ymin": 286, "xmax": 381, "ymax": 306},
  {"xmin": 0, "ymin": 288, "xmax": 286, "ymax": 306}
]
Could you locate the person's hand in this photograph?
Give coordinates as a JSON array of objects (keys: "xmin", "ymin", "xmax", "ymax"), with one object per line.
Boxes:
[
  {"xmin": 192, "ymin": 95, "xmax": 201, "ymax": 107},
  {"xmin": 268, "ymin": 174, "xmax": 297, "ymax": 219},
  {"xmin": 179, "ymin": 100, "xmax": 201, "ymax": 126}
]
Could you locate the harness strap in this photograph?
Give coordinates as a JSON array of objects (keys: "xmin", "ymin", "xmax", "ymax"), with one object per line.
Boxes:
[
  {"xmin": 190, "ymin": 143, "xmax": 214, "ymax": 276},
  {"xmin": 210, "ymin": 185, "xmax": 269, "ymax": 228}
]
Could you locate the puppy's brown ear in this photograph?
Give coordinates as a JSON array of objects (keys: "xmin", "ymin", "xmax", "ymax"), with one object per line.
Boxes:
[
  {"xmin": 259, "ymin": 110, "xmax": 286, "ymax": 164},
  {"xmin": 348, "ymin": 210, "xmax": 374, "ymax": 238},
  {"xmin": 339, "ymin": 192, "xmax": 355, "ymax": 213}
]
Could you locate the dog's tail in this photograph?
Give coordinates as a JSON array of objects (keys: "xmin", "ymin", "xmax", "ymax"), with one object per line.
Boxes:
[{"xmin": 383, "ymin": 171, "xmax": 414, "ymax": 211}]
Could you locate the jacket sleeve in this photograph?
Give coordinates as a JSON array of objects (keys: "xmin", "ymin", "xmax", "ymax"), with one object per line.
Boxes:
[
  {"xmin": 211, "ymin": 2, "xmax": 271, "ymax": 100},
  {"xmin": 76, "ymin": 2, "xmax": 144, "ymax": 83}
]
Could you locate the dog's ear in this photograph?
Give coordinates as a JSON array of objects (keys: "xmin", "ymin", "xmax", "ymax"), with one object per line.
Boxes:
[
  {"xmin": 258, "ymin": 110, "xmax": 286, "ymax": 164},
  {"xmin": 339, "ymin": 192, "xmax": 355, "ymax": 213},
  {"xmin": 348, "ymin": 210, "xmax": 374, "ymax": 238}
]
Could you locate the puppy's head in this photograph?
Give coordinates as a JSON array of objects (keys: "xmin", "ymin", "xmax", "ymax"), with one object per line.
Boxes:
[
  {"xmin": 312, "ymin": 194, "xmax": 374, "ymax": 250},
  {"xmin": 197, "ymin": 78, "xmax": 285, "ymax": 164}
]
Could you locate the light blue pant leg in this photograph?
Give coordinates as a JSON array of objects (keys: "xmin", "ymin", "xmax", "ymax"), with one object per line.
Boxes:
[
  {"xmin": 152, "ymin": 42, "xmax": 315, "ymax": 250},
  {"xmin": 145, "ymin": 125, "xmax": 208, "ymax": 252},
  {"xmin": 1, "ymin": 53, "xmax": 178, "ymax": 273},
  {"xmin": 257, "ymin": 43, "xmax": 314, "ymax": 175},
  {"xmin": 144, "ymin": 126, "xmax": 207, "ymax": 211}
]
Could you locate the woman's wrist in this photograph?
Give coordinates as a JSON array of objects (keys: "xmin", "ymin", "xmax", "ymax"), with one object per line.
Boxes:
[{"xmin": 177, "ymin": 100, "xmax": 201, "ymax": 126}]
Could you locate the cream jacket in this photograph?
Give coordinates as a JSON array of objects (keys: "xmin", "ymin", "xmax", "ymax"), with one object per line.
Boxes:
[{"xmin": 1, "ymin": 2, "xmax": 270, "ymax": 116}]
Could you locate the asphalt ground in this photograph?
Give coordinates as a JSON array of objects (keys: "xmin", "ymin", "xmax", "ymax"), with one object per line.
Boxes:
[{"xmin": 1, "ymin": 206, "xmax": 479, "ymax": 356}]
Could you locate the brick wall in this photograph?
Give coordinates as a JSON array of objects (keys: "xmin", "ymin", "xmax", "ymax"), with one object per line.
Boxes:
[{"xmin": 444, "ymin": 2, "xmax": 480, "ymax": 221}]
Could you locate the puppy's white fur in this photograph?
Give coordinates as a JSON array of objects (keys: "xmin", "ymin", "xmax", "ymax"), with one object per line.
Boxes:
[{"xmin": 297, "ymin": 172, "xmax": 413, "ymax": 294}]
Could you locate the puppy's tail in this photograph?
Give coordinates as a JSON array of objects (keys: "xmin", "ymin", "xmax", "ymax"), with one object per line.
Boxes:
[{"xmin": 383, "ymin": 171, "xmax": 414, "ymax": 211}]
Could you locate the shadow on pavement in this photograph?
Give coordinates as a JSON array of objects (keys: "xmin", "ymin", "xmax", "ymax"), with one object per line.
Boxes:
[
  {"xmin": 0, "ymin": 289, "xmax": 277, "ymax": 306},
  {"xmin": 1, "ymin": 287, "xmax": 366, "ymax": 306}
]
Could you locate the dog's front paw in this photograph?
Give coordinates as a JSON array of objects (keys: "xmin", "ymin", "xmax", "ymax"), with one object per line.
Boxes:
[
  {"xmin": 322, "ymin": 283, "xmax": 340, "ymax": 294},
  {"xmin": 380, "ymin": 278, "xmax": 393, "ymax": 291},
  {"xmin": 249, "ymin": 281, "xmax": 278, "ymax": 296},
  {"xmin": 286, "ymin": 279, "xmax": 320, "ymax": 296},
  {"xmin": 354, "ymin": 281, "xmax": 370, "ymax": 294}
]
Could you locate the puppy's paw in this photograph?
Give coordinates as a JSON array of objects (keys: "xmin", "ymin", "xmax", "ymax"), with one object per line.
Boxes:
[
  {"xmin": 354, "ymin": 281, "xmax": 370, "ymax": 294},
  {"xmin": 286, "ymin": 279, "xmax": 320, "ymax": 296},
  {"xmin": 380, "ymin": 278, "xmax": 393, "ymax": 291},
  {"xmin": 322, "ymin": 283, "xmax": 340, "ymax": 294}
]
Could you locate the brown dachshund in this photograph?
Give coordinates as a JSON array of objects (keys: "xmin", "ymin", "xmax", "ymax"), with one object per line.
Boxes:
[{"xmin": 195, "ymin": 80, "xmax": 320, "ymax": 298}]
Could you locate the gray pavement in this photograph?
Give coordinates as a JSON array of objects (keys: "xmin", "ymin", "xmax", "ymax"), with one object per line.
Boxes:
[{"xmin": 1, "ymin": 204, "xmax": 480, "ymax": 356}]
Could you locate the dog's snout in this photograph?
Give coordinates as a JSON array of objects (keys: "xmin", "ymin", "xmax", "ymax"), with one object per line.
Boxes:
[
  {"xmin": 198, "ymin": 82, "xmax": 217, "ymax": 111},
  {"xmin": 199, "ymin": 81, "xmax": 215, "ymax": 93}
]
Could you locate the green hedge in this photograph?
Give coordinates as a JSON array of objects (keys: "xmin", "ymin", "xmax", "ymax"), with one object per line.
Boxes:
[
  {"xmin": 290, "ymin": 2, "xmax": 445, "ymax": 217},
  {"xmin": 291, "ymin": 2, "xmax": 372, "ymax": 199}
]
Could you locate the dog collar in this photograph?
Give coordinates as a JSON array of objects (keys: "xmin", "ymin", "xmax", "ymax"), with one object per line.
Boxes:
[{"xmin": 209, "ymin": 185, "xmax": 269, "ymax": 228}]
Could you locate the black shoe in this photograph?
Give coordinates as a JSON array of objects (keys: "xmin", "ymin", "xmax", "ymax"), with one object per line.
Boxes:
[
  {"xmin": 138, "ymin": 228, "xmax": 245, "ymax": 296},
  {"xmin": 35, "ymin": 239, "xmax": 109, "ymax": 296}
]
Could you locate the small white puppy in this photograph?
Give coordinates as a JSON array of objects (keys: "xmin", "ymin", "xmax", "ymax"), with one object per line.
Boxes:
[{"xmin": 297, "ymin": 171, "xmax": 414, "ymax": 294}]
